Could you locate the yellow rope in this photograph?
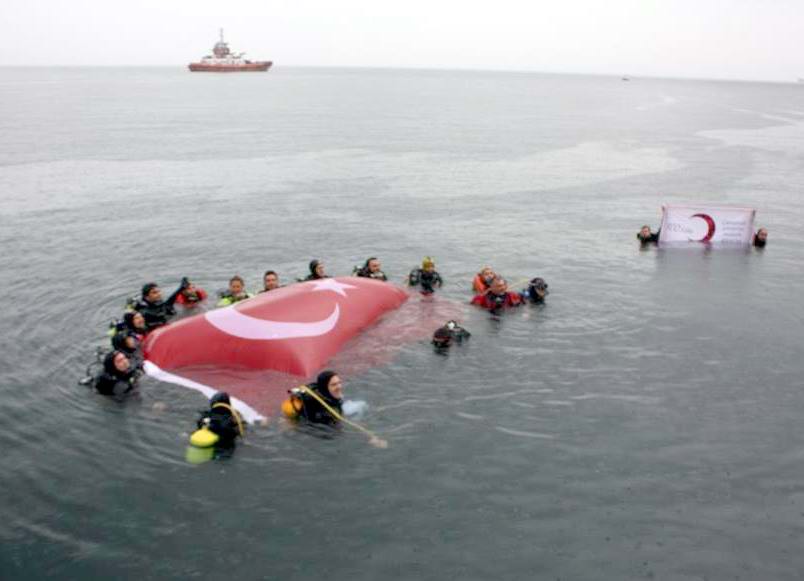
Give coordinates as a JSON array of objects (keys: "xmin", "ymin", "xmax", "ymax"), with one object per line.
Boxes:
[
  {"xmin": 212, "ymin": 402, "xmax": 245, "ymax": 438},
  {"xmin": 297, "ymin": 385, "xmax": 387, "ymax": 448}
]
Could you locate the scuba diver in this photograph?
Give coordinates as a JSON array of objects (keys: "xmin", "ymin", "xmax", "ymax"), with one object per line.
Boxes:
[
  {"xmin": 194, "ymin": 392, "xmax": 245, "ymax": 447},
  {"xmin": 111, "ymin": 311, "xmax": 149, "ymax": 341},
  {"xmin": 304, "ymin": 260, "xmax": 329, "ymax": 281},
  {"xmin": 111, "ymin": 331, "xmax": 143, "ymax": 370},
  {"xmin": 520, "ymin": 277, "xmax": 549, "ymax": 304},
  {"xmin": 135, "ymin": 279, "xmax": 187, "ymax": 330},
  {"xmin": 432, "ymin": 320, "xmax": 471, "ymax": 349},
  {"xmin": 753, "ymin": 227, "xmax": 768, "ymax": 248},
  {"xmin": 354, "ymin": 257, "xmax": 388, "ymax": 281},
  {"xmin": 471, "ymin": 277, "xmax": 523, "ymax": 310},
  {"xmin": 282, "ymin": 371, "xmax": 389, "ymax": 447},
  {"xmin": 175, "ymin": 278, "xmax": 208, "ymax": 308},
  {"xmin": 409, "ymin": 257, "xmax": 443, "ymax": 294},
  {"xmin": 93, "ymin": 350, "xmax": 140, "ymax": 397},
  {"xmin": 283, "ymin": 370, "xmax": 344, "ymax": 426},
  {"xmin": 472, "ymin": 266, "xmax": 497, "ymax": 294},
  {"xmin": 259, "ymin": 270, "xmax": 281, "ymax": 293},
  {"xmin": 637, "ymin": 225, "xmax": 660, "ymax": 244},
  {"xmin": 217, "ymin": 275, "xmax": 254, "ymax": 307}
]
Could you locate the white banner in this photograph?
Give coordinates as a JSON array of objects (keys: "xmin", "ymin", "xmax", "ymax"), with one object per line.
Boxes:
[{"xmin": 658, "ymin": 205, "xmax": 756, "ymax": 245}]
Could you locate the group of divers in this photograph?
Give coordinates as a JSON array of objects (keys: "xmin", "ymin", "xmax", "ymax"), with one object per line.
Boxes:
[{"xmin": 84, "ymin": 225, "xmax": 769, "ymax": 455}]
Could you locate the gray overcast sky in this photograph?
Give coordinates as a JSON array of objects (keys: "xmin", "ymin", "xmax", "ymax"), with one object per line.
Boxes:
[{"xmin": 1, "ymin": 0, "xmax": 802, "ymax": 81}]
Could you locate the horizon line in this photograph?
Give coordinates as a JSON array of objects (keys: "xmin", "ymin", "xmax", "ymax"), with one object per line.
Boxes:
[{"xmin": 0, "ymin": 63, "xmax": 800, "ymax": 86}]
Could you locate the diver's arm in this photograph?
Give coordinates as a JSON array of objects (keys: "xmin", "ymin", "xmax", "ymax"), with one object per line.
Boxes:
[{"xmin": 165, "ymin": 279, "xmax": 187, "ymax": 307}]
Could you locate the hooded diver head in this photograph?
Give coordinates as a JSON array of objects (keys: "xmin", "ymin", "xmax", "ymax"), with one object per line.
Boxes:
[
  {"xmin": 309, "ymin": 260, "xmax": 326, "ymax": 279},
  {"xmin": 111, "ymin": 331, "xmax": 139, "ymax": 354},
  {"xmin": 314, "ymin": 370, "xmax": 343, "ymax": 402},
  {"xmin": 527, "ymin": 277, "xmax": 549, "ymax": 302},
  {"xmin": 210, "ymin": 392, "xmax": 231, "ymax": 407},
  {"xmin": 103, "ymin": 350, "xmax": 131, "ymax": 378},
  {"xmin": 123, "ymin": 311, "xmax": 147, "ymax": 333}
]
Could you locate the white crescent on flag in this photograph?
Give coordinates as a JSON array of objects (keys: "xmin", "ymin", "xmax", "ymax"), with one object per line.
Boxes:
[{"xmin": 205, "ymin": 304, "xmax": 340, "ymax": 340}]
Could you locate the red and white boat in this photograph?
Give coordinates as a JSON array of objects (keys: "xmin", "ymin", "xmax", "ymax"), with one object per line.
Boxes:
[{"xmin": 188, "ymin": 29, "xmax": 272, "ymax": 72}]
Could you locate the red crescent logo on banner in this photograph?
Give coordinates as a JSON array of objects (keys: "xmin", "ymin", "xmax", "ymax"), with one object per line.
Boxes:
[{"xmin": 690, "ymin": 213, "xmax": 716, "ymax": 242}]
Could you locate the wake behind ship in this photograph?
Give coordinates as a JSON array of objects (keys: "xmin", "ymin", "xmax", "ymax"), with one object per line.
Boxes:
[{"xmin": 188, "ymin": 30, "xmax": 272, "ymax": 72}]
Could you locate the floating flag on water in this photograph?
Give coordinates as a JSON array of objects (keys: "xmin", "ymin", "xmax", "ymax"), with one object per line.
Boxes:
[
  {"xmin": 659, "ymin": 205, "xmax": 756, "ymax": 245},
  {"xmin": 142, "ymin": 277, "xmax": 464, "ymax": 421}
]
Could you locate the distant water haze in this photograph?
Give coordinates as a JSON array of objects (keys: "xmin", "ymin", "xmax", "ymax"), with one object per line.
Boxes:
[
  {"xmin": 2, "ymin": 66, "xmax": 804, "ymax": 579},
  {"xmin": 1, "ymin": 0, "xmax": 804, "ymax": 82}
]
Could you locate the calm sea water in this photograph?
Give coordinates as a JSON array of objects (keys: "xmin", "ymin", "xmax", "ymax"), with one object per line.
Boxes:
[{"xmin": 2, "ymin": 67, "xmax": 804, "ymax": 580}]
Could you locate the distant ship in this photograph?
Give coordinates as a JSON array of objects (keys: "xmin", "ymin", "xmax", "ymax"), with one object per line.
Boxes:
[{"xmin": 188, "ymin": 30, "xmax": 272, "ymax": 72}]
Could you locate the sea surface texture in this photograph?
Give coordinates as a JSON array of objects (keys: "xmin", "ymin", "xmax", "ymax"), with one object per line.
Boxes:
[{"xmin": 1, "ymin": 67, "xmax": 803, "ymax": 580}]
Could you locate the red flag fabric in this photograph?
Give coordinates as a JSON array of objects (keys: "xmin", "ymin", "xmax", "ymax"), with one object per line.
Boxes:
[
  {"xmin": 144, "ymin": 277, "xmax": 408, "ymax": 377},
  {"xmin": 142, "ymin": 278, "xmax": 465, "ymax": 420}
]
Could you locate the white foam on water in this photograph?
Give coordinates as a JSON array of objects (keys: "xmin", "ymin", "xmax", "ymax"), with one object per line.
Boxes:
[{"xmin": 494, "ymin": 426, "xmax": 555, "ymax": 440}]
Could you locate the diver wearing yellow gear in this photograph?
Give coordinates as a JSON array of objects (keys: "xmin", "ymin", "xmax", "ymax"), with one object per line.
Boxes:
[{"xmin": 191, "ymin": 392, "xmax": 245, "ymax": 448}]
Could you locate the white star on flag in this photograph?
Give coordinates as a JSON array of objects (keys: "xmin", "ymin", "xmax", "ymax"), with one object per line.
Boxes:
[{"xmin": 310, "ymin": 278, "xmax": 358, "ymax": 297}]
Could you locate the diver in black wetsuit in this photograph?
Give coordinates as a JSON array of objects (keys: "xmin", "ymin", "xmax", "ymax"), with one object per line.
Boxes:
[
  {"xmin": 294, "ymin": 370, "xmax": 344, "ymax": 426},
  {"xmin": 93, "ymin": 350, "xmax": 139, "ymax": 397},
  {"xmin": 135, "ymin": 279, "xmax": 187, "ymax": 330},
  {"xmin": 521, "ymin": 277, "xmax": 549, "ymax": 304},
  {"xmin": 637, "ymin": 225, "xmax": 660, "ymax": 244},
  {"xmin": 111, "ymin": 331, "xmax": 143, "ymax": 370},
  {"xmin": 432, "ymin": 320, "xmax": 471, "ymax": 349},
  {"xmin": 409, "ymin": 257, "xmax": 443, "ymax": 294},
  {"xmin": 354, "ymin": 257, "xmax": 388, "ymax": 281},
  {"xmin": 304, "ymin": 260, "xmax": 329, "ymax": 281},
  {"xmin": 196, "ymin": 392, "xmax": 244, "ymax": 446},
  {"xmin": 111, "ymin": 311, "xmax": 149, "ymax": 340}
]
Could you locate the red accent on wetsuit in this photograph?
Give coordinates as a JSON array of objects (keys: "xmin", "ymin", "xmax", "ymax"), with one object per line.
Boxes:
[
  {"xmin": 472, "ymin": 274, "xmax": 491, "ymax": 294},
  {"xmin": 471, "ymin": 292, "xmax": 522, "ymax": 309},
  {"xmin": 175, "ymin": 288, "xmax": 208, "ymax": 307}
]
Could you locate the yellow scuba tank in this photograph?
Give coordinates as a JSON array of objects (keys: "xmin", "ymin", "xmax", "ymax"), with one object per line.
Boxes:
[
  {"xmin": 189, "ymin": 426, "xmax": 220, "ymax": 448},
  {"xmin": 281, "ymin": 390, "xmax": 305, "ymax": 419},
  {"xmin": 185, "ymin": 445, "xmax": 215, "ymax": 464}
]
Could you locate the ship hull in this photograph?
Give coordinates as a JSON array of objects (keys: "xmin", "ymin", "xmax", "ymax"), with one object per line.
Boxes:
[{"xmin": 188, "ymin": 61, "xmax": 272, "ymax": 72}]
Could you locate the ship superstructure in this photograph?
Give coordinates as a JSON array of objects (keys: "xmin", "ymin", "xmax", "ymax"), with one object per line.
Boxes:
[{"xmin": 188, "ymin": 29, "xmax": 272, "ymax": 72}]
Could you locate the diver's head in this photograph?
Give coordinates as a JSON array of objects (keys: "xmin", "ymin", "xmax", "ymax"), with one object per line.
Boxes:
[
  {"xmin": 528, "ymin": 277, "xmax": 549, "ymax": 300},
  {"xmin": 228, "ymin": 275, "xmax": 245, "ymax": 296},
  {"xmin": 316, "ymin": 370, "xmax": 343, "ymax": 401},
  {"xmin": 210, "ymin": 392, "xmax": 231, "ymax": 407},
  {"xmin": 104, "ymin": 350, "xmax": 131, "ymax": 375},
  {"xmin": 124, "ymin": 311, "xmax": 147, "ymax": 332},
  {"xmin": 489, "ymin": 277, "xmax": 508, "ymax": 296},
  {"xmin": 480, "ymin": 266, "xmax": 495, "ymax": 283},
  {"xmin": 422, "ymin": 257, "xmax": 435, "ymax": 273},
  {"xmin": 639, "ymin": 225, "xmax": 652, "ymax": 239},
  {"xmin": 112, "ymin": 331, "xmax": 139, "ymax": 353},
  {"xmin": 263, "ymin": 270, "xmax": 279, "ymax": 291},
  {"xmin": 181, "ymin": 280, "xmax": 197, "ymax": 296},
  {"xmin": 364, "ymin": 257, "xmax": 381, "ymax": 274},
  {"xmin": 309, "ymin": 260, "xmax": 325, "ymax": 279},
  {"xmin": 432, "ymin": 326, "xmax": 453, "ymax": 347},
  {"xmin": 142, "ymin": 282, "xmax": 162, "ymax": 303},
  {"xmin": 756, "ymin": 228, "xmax": 768, "ymax": 242}
]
